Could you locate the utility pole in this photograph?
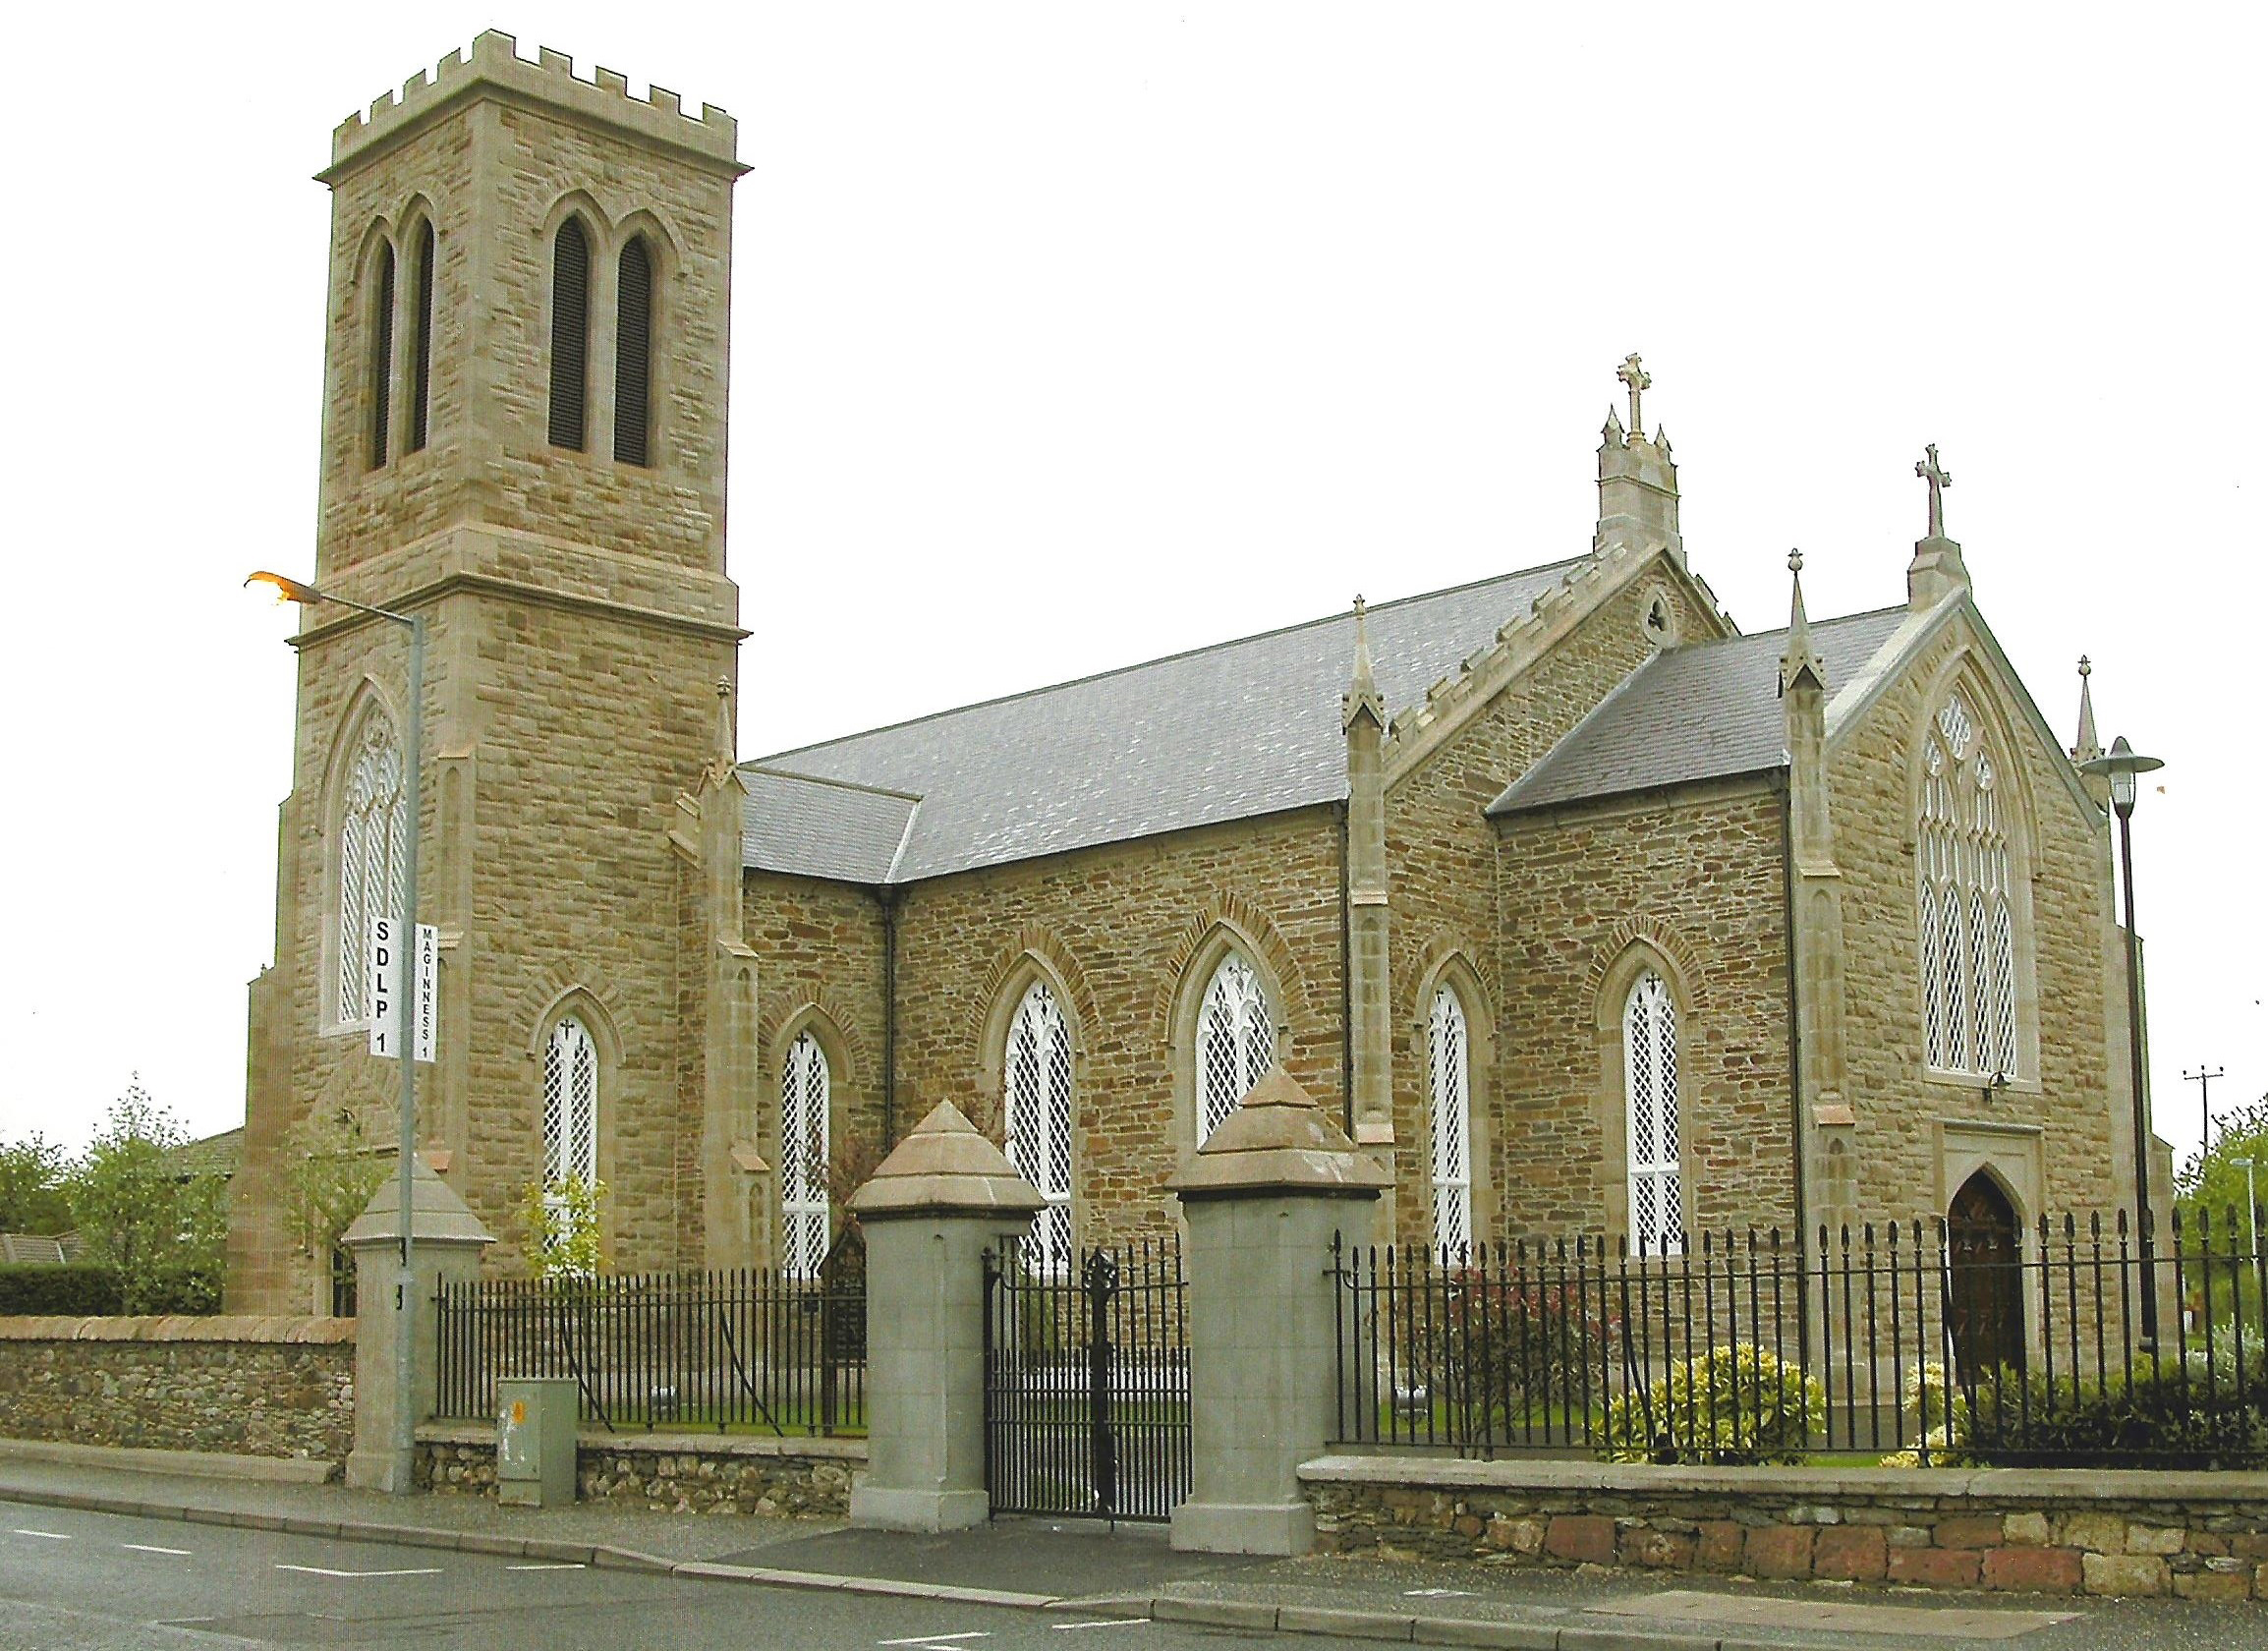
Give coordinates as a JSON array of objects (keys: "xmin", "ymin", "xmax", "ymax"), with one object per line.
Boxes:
[{"xmin": 2185, "ymin": 1065, "xmax": 2227, "ymax": 1168}]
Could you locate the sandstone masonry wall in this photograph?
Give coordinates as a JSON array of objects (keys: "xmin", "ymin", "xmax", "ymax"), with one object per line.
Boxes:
[
  {"xmin": 416, "ymin": 1423, "xmax": 860, "ymax": 1516},
  {"xmin": 0, "ymin": 1318, "xmax": 355, "ymax": 1466}
]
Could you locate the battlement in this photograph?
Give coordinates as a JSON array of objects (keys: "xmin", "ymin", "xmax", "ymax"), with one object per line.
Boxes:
[{"xmin": 327, "ymin": 30, "xmax": 741, "ymax": 176}]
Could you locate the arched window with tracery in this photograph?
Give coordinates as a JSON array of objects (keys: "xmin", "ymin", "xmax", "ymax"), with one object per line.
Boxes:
[
  {"xmin": 335, "ymin": 712, "xmax": 406, "ymax": 1025},
  {"xmin": 547, "ymin": 219, "xmax": 591, "ymax": 451},
  {"xmin": 1197, "ymin": 952, "xmax": 1273, "ymax": 1144},
  {"xmin": 780, "ymin": 1032, "xmax": 831, "ymax": 1279},
  {"xmin": 1920, "ymin": 693, "xmax": 2017, "ymax": 1078},
  {"xmin": 1428, "ymin": 987, "xmax": 1473, "ymax": 1257},
  {"xmin": 613, "ymin": 236, "xmax": 653, "ymax": 466},
  {"xmin": 1004, "ymin": 981, "xmax": 1073, "ymax": 1271},
  {"xmin": 368, "ymin": 239, "xmax": 395, "ymax": 469},
  {"xmin": 542, "ymin": 1015, "xmax": 598, "ymax": 1189},
  {"xmin": 1624, "ymin": 970, "xmax": 1683, "ymax": 1256}
]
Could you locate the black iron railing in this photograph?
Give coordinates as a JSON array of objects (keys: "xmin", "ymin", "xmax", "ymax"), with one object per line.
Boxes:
[
  {"xmin": 984, "ymin": 1237, "xmax": 1190, "ymax": 1520},
  {"xmin": 434, "ymin": 1241, "xmax": 865, "ymax": 1436},
  {"xmin": 1333, "ymin": 1210, "xmax": 2268, "ymax": 1467}
]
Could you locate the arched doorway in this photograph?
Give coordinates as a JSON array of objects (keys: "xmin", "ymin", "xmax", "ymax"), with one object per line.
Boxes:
[{"xmin": 1947, "ymin": 1171, "xmax": 2024, "ymax": 1382}]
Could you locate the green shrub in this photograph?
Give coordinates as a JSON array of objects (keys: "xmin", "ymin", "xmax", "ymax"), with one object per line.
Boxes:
[
  {"xmin": 1600, "ymin": 1342, "xmax": 1825, "ymax": 1465},
  {"xmin": 1409, "ymin": 1273, "xmax": 1612, "ymax": 1423},
  {"xmin": 1958, "ymin": 1356, "xmax": 2268, "ymax": 1469},
  {"xmin": 0, "ymin": 1263, "xmax": 124, "ymax": 1315}
]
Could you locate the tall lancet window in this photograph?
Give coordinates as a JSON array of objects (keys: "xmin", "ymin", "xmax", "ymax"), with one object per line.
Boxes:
[
  {"xmin": 542, "ymin": 1016, "xmax": 599, "ymax": 1190},
  {"xmin": 780, "ymin": 1032, "xmax": 831, "ymax": 1279},
  {"xmin": 1920, "ymin": 694, "xmax": 2017, "ymax": 1077},
  {"xmin": 368, "ymin": 240, "xmax": 395, "ymax": 469},
  {"xmin": 407, "ymin": 219, "xmax": 435, "ymax": 454},
  {"xmin": 1004, "ymin": 982, "xmax": 1073, "ymax": 1271},
  {"xmin": 1428, "ymin": 988, "xmax": 1473, "ymax": 1257},
  {"xmin": 335, "ymin": 713, "xmax": 407, "ymax": 1026},
  {"xmin": 1197, "ymin": 953, "xmax": 1273, "ymax": 1144},
  {"xmin": 613, "ymin": 237, "xmax": 653, "ymax": 466},
  {"xmin": 547, "ymin": 219, "xmax": 591, "ymax": 450},
  {"xmin": 1624, "ymin": 970, "xmax": 1683, "ymax": 1256}
]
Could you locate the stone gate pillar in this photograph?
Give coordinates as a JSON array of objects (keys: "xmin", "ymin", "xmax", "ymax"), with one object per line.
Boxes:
[
  {"xmin": 847, "ymin": 1101, "xmax": 1045, "ymax": 1533},
  {"xmin": 342, "ymin": 1156, "xmax": 494, "ymax": 1493},
  {"xmin": 1167, "ymin": 1066, "xmax": 1389, "ymax": 1556}
]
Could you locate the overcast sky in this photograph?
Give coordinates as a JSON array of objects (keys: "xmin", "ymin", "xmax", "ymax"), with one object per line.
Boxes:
[{"xmin": 1, "ymin": 5, "xmax": 2259, "ymax": 1183}]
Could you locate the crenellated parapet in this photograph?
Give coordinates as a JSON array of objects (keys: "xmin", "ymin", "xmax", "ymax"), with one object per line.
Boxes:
[{"xmin": 326, "ymin": 29, "xmax": 741, "ymax": 177}]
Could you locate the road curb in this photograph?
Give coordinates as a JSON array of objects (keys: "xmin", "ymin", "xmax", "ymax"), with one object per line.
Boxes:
[{"xmin": 0, "ymin": 1479, "xmax": 1842, "ymax": 1650}]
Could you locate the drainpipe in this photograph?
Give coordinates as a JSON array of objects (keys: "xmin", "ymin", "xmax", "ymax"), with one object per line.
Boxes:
[
  {"xmin": 1338, "ymin": 799, "xmax": 1355, "ymax": 1138},
  {"xmin": 880, "ymin": 888, "xmax": 901, "ymax": 1149},
  {"xmin": 1779, "ymin": 772, "xmax": 1811, "ymax": 1338}
]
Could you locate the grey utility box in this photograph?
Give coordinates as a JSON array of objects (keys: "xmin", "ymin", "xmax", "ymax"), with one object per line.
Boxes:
[{"xmin": 495, "ymin": 1378, "xmax": 579, "ymax": 1507}]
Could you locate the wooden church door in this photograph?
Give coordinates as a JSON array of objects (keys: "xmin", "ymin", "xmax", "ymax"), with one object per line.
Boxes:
[{"xmin": 1946, "ymin": 1171, "xmax": 2024, "ymax": 1382}]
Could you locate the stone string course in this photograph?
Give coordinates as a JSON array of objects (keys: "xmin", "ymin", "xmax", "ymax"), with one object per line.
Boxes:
[
  {"xmin": 415, "ymin": 1424, "xmax": 860, "ymax": 1517},
  {"xmin": 1303, "ymin": 1456, "xmax": 2268, "ymax": 1603},
  {"xmin": 0, "ymin": 1317, "xmax": 355, "ymax": 1466}
]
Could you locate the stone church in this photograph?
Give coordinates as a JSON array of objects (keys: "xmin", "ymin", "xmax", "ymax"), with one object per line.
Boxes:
[{"xmin": 227, "ymin": 34, "xmax": 2148, "ymax": 1311}]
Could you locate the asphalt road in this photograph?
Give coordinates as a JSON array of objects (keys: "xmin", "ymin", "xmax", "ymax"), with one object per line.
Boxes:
[{"xmin": 0, "ymin": 1498, "xmax": 1349, "ymax": 1651}]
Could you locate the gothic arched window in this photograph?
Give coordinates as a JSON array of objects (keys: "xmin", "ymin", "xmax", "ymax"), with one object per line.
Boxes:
[
  {"xmin": 1623, "ymin": 970, "xmax": 1683, "ymax": 1256},
  {"xmin": 335, "ymin": 712, "xmax": 406, "ymax": 1026},
  {"xmin": 1428, "ymin": 987, "xmax": 1473, "ymax": 1257},
  {"xmin": 542, "ymin": 1015, "xmax": 599, "ymax": 1189},
  {"xmin": 780, "ymin": 1032, "xmax": 831, "ymax": 1278},
  {"xmin": 1919, "ymin": 694, "xmax": 2018, "ymax": 1077},
  {"xmin": 368, "ymin": 239, "xmax": 395, "ymax": 469},
  {"xmin": 613, "ymin": 236, "xmax": 653, "ymax": 467},
  {"xmin": 1197, "ymin": 952, "xmax": 1273, "ymax": 1144},
  {"xmin": 1004, "ymin": 981, "xmax": 1073, "ymax": 1271},
  {"xmin": 407, "ymin": 219, "xmax": 435, "ymax": 455},
  {"xmin": 547, "ymin": 219, "xmax": 591, "ymax": 451}
]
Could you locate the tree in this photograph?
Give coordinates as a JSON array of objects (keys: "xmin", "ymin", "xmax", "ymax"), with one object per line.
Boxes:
[
  {"xmin": 278, "ymin": 1105, "xmax": 392, "ymax": 1269},
  {"xmin": 2176, "ymin": 1092, "xmax": 2268, "ymax": 1228},
  {"xmin": 65, "ymin": 1079, "xmax": 229, "ymax": 1313},
  {"xmin": 517, "ymin": 1175, "xmax": 607, "ymax": 1281},
  {"xmin": 0, "ymin": 1133, "xmax": 73, "ymax": 1234}
]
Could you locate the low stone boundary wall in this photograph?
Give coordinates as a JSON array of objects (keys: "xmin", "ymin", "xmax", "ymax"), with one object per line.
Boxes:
[
  {"xmin": 1302, "ymin": 1455, "xmax": 2268, "ymax": 1603},
  {"xmin": 416, "ymin": 1422, "xmax": 863, "ymax": 1517},
  {"xmin": 0, "ymin": 1316, "xmax": 355, "ymax": 1467}
]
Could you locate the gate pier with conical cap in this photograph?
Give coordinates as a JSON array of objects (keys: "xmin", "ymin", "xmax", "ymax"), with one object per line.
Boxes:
[
  {"xmin": 847, "ymin": 1101, "xmax": 1045, "ymax": 1532},
  {"xmin": 1166, "ymin": 1064, "xmax": 1389, "ymax": 1556}
]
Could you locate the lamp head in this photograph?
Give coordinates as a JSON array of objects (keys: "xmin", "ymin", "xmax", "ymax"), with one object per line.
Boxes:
[
  {"xmin": 2077, "ymin": 733, "xmax": 2164, "ymax": 819},
  {"xmin": 245, "ymin": 571, "xmax": 323, "ymax": 606}
]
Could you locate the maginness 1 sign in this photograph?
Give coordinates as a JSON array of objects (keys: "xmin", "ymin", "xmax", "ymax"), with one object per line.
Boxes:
[{"xmin": 367, "ymin": 915, "xmax": 437, "ymax": 1064}]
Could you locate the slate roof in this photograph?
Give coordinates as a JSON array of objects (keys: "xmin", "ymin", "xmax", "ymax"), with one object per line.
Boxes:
[
  {"xmin": 1489, "ymin": 606, "xmax": 1910, "ymax": 816},
  {"xmin": 744, "ymin": 557, "xmax": 1587, "ymax": 884},
  {"xmin": 158, "ymin": 1126, "xmax": 244, "ymax": 1181}
]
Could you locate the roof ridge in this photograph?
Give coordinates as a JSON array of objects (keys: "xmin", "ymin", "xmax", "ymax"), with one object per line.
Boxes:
[
  {"xmin": 752, "ymin": 554, "xmax": 1590, "ymax": 765},
  {"xmin": 738, "ymin": 764, "xmax": 925, "ymax": 803},
  {"xmin": 1668, "ymin": 601, "xmax": 1909, "ymax": 653}
]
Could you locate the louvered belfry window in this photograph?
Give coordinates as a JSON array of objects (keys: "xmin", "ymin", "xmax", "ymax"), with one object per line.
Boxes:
[
  {"xmin": 368, "ymin": 241, "xmax": 395, "ymax": 469},
  {"xmin": 613, "ymin": 237, "xmax": 653, "ymax": 466},
  {"xmin": 1920, "ymin": 694, "xmax": 2018, "ymax": 1077},
  {"xmin": 547, "ymin": 219, "xmax": 591, "ymax": 451},
  {"xmin": 542, "ymin": 1016, "xmax": 599, "ymax": 1189},
  {"xmin": 780, "ymin": 1032, "xmax": 831, "ymax": 1279},
  {"xmin": 408, "ymin": 220, "xmax": 435, "ymax": 454},
  {"xmin": 1429, "ymin": 988, "xmax": 1473, "ymax": 1258},
  {"xmin": 335, "ymin": 714, "xmax": 406, "ymax": 1025},
  {"xmin": 1005, "ymin": 981, "xmax": 1074, "ymax": 1273},
  {"xmin": 1624, "ymin": 970, "xmax": 1683, "ymax": 1256},
  {"xmin": 1197, "ymin": 953, "xmax": 1273, "ymax": 1144}
]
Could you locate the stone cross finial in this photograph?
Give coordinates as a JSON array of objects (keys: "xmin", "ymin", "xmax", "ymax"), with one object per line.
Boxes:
[
  {"xmin": 1617, "ymin": 354, "xmax": 1651, "ymax": 438},
  {"xmin": 1788, "ymin": 548, "xmax": 1804, "ymax": 576},
  {"xmin": 1916, "ymin": 443, "xmax": 1953, "ymax": 540}
]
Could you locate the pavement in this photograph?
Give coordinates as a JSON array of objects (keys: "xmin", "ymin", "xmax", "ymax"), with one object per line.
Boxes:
[{"xmin": 1, "ymin": 1449, "xmax": 2265, "ymax": 1650}]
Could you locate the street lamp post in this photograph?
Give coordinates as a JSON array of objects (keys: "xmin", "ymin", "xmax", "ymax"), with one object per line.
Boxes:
[
  {"xmin": 250, "ymin": 571, "xmax": 425, "ymax": 1493},
  {"xmin": 2079, "ymin": 734, "xmax": 2167, "ymax": 1347}
]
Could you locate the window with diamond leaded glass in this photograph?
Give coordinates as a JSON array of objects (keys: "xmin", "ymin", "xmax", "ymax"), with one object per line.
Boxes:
[
  {"xmin": 1197, "ymin": 952, "xmax": 1273, "ymax": 1144},
  {"xmin": 781, "ymin": 1032, "xmax": 831, "ymax": 1279},
  {"xmin": 1004, "ymin": 981, "xmax": 1074, "ymax": 1272},
  {"xmin": 1428, "ymin": 987, "xmax": 1473, "ymax": 1258},
  {"xmin": 335, "ymin": 712, "xmax": 407, "ymax": 1026},
  {"xmin": 1624, "ymin": 970, "xmax": 1683, "ymax": 1256},
  {"xmin": 542, "ymin": 1015, "xmax": 598, "ymax": 1190},
  {"xmin": 1919, "ymin": 694, "xmax": 2018, "ymax": 1078}
]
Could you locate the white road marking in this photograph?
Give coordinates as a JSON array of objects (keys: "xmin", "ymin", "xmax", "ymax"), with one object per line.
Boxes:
[
  {"xmin": 505, "ymin": 1562, "xmax": 588, "ymax": 1570},
  {"xmin": 275, "ymin": 1563, "xmax": 445, "ymax": 1577},
  {"xmin": 1404, "ymin": 1588, "xmax": 1473, "ymax": 1597},
  {"xmin": 11, "ymin": 1529, "xmax": 71, "ymax": 1540},
  {"xmin": 878, "ymin": 1636, "xmax": 991, "ymax": 1647},
  {"xmin": 1052, "ymin": 1620, "xmax": 1150, "ymax": 1631},
  {"xmin": 122, "ymin": 1543, "xmax": 194, "ymax": 1556}
]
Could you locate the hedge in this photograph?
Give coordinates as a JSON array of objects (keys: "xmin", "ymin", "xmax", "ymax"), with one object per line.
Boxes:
[{"xmin": 0, "ymin": 1264, "xmax": 124, "ymax": 1315}]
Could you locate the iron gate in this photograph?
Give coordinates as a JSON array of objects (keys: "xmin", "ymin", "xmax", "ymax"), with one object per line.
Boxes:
[{"xmin": 983, "ymin": 1237, "xmax": 1190, "ymax": 1520}]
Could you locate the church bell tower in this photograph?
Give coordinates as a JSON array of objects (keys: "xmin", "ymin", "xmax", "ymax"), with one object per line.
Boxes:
[{"xmin": 229, "ymin": 34, "xmax": 748, "ymax": 1307}]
